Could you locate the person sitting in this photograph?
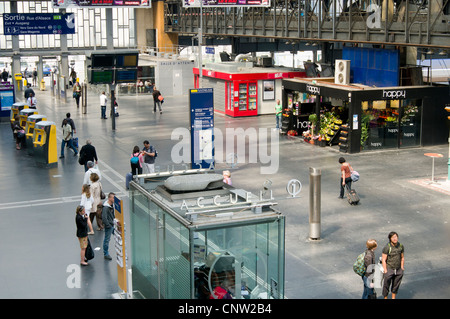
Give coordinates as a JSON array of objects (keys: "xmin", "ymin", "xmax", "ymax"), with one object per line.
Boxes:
[{"xmin": 12, "ymin": 115, "xmax": 25, "ymax": 150}]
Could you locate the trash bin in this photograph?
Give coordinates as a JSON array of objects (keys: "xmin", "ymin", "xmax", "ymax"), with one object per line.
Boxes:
[{"xmin": 40, "ymin": 79, "xmax": 46, "ymax": 91}]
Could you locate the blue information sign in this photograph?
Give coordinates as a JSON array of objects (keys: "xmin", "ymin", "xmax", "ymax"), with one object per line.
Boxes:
[
  {"xmin": 0, "ymin": 87, "xmax": 15, "ymax": 119},
  {"xmin": 189, "ymin": 88, "xmax": 214, "ymax": 169},
  {"xmin": 3, "ymin": 13, "xmax": 75, "ymax": 35}
]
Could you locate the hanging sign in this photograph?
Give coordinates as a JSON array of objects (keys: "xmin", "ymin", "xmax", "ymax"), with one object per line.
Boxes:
[{"xmin": 3, "ymin": 13, "xmax": 75, "ymax": 35}]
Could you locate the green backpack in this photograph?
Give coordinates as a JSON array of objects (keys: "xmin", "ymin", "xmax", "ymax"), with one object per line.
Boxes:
[{"xmin": 353, "ymin": 252, "xmax": 366, "ymax": 276}]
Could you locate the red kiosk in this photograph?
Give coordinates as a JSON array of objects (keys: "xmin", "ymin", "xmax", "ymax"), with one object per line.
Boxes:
[{"xmin": 193, "ymin": 66, "xmax": 305, "ymax": 117}]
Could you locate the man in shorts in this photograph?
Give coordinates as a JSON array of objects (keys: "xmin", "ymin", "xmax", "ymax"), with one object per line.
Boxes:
[{"xmin": 381, "ymin": 231, "xmax": 405, "ymax": 299}]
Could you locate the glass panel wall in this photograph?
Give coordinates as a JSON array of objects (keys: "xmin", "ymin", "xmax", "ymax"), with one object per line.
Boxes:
[
  {"xmin": 130, "ymin": 182, "xmax": 286, "ymax": 300},
  {"xmin": 191, "ymin": 219, "xmax": 285, "ymax": 300},
  {"xmin": 361, "ymin": 99, "xmax": 422, "ymax": 150}
]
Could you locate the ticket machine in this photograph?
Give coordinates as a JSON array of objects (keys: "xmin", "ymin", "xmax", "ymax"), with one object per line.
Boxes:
[
  {"xmin": 26, "ymin": 114, "xmax": 47, "ymax": 156},
  {"xmin": 33, "ymin": 121, "xmax": 57, "ymax": 167},
  {"xmin": 19, "ymin": 108, "xmax": 38, "ymax": 128},
  {"xmin": 10, "ymin": 102, "xmax": 28, "ymax": 124}
]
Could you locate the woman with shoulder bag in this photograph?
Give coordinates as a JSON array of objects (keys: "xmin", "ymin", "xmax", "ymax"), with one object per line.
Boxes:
[
  {"xmin": 90, "ymin": 173, "xmax": 104, "ymax": 231},
  {"xmin": 76, "ymin": 205, "xmax": 89, "ymax": 266},
  {"xmin": 362, "ymin": 239, "xmax": 378, "ymax": 299}
]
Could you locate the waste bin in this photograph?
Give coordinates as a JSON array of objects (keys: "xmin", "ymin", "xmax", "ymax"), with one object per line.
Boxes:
[
  {"xmin": 33, "ymin": 121, "xmax": 57, "ymax": 167},
  {"xmin": 26, "ymin": 114, "xmax": 47, "ymax": 156},
  {"xmin": 10, "ymin": 102, "xmax": 28, "ymax": 124},
  {"xmin": 40, "ymin": 79, "xmax": 46, "ymax": 91}
]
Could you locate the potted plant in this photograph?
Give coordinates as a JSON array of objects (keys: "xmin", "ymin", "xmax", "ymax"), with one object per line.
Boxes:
[{"xmin": 308, "ymin": 113, "xmax": 318, "ymax": 135}]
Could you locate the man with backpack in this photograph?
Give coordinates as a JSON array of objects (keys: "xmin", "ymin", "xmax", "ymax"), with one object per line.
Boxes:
[
  {"xmin": 381, "ymin": 231, "xmax": 405, "ymax": 299},
  {"xmin": 142, "ymin": 140, "xmax": 157, "ymax": 174}
]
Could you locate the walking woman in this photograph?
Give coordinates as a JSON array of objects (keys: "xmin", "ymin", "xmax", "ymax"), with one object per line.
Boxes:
[
  {"xmin": 338, "ymin": 157, "xmax": 353, "ymax": 199},
  {"xmin": 362, "ymin": 239, "xmax": 378, "ymax": 299},
  {"xmin": 80, "ymin": 184, "xmax": 95, "ymax": 235},
  {"xmin": 76, "ymin": 205, "xmax": 89, "ymax": 266},
  {"xmin": 73, "ymin": 81, "xmax": 82, "ymax": 107},
  {"xmin": 90, "ymin": 172, "xmax": 104, "ymax": 231}
]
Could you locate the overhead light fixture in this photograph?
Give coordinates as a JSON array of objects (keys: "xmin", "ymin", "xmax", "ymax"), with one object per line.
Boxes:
[
  {"xmin": 438, "ymin": 50, "xmax": 447, "ymax": 56},
  {"xmin": 426, "ymin": 49, "xmax": 434, "ymax": 55},
  {"xmin": 305, "ymin": 42, "xmax": 311, "ymax": 46},
  {"xmin": 312, "ymin": 42, "xmax": 318, "ymax": 46}
]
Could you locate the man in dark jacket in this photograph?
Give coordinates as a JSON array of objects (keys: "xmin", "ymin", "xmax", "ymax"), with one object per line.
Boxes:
[
  {"xmin": 79, "ymin": 139, "xmax": 98, "ymax": 171},
  {"xmin": 1, "ymin": 69, "xmax": 8, "ymax": 82},
  {"xmin": 24, "ymin": 83, "xmax": 35, "ymax": 99},
  {"xmin": 102, "ymin": 192, "xmax": 115, "ymax": 260}
]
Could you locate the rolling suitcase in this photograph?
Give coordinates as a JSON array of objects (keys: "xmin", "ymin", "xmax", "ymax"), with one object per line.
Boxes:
[
  {"xmin": 346, "ymin": 185, "xmax": 360, "ymax": 205},
  {"xmin": 125, "ymin": 172, "xmax": 133, "ymax": 190}
]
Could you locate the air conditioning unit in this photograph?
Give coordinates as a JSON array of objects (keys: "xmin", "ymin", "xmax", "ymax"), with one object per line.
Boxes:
[{"xmin": 334, "ymin": 59, "xmax": 350, "ymax": 85}]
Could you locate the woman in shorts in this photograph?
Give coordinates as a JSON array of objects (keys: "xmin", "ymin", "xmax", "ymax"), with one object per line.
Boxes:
[{"xmin": 76, "ymin": 205, "xmax": 89, "ymax": 266}]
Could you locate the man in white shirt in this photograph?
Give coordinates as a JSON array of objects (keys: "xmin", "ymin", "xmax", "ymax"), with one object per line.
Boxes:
[
  {"xmin": 100, "ymin": 91, "xmax": 107, "ymax": 119},
  {"xmin": 60, "ymin": 119, "xmax": 78, "ymax": 158},
  {"xmin": 27, "ymin": 92, "xmax": 37, "ymax": 109},
  {"xmin": 83, "ymin": 161, "xmax": 102, "ymax": 185}
]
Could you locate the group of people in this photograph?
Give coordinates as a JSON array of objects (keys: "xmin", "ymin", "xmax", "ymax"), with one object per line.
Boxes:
[
  {"xmin": 130, "ymin": 140, "xmax": 157, "ymax": 175},
  {"xmin": 75, "ymin": 139, "xmax": 117, "ymax": 265},
  {"xmin": 360, "ymin": 232, "xmax": 405, "ymax": 299}
]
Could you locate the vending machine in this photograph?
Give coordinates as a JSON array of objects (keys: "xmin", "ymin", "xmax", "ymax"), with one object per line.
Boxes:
[{"xmin": 228, "ymin": 81, "xmax": 257, "ymax": 117}]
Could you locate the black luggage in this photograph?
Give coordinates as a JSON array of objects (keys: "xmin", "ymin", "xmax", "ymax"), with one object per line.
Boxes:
[{"xmin": 346, "ymin": 185, "xmax": 360, "ymax": 205}]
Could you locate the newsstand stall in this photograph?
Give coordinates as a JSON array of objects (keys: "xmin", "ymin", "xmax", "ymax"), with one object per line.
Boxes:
[{"xmin": 282, "ymin": 77, "xmax": 450, "ymax": 153}]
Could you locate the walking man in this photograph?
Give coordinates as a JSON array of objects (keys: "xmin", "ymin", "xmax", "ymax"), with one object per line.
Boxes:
[
  {"xmin": 100, "ymin": 91, "xmax": 107, "ymax": 119},
  {"xmin": 79, "ymin": 139, "xmax": 98, "ymax": 172},
  {"xmin": 381, "ymin": 231, "xmax": 405, "ymax": 299},
  {"xmin": 142, "ymin": 140, "xmax": 156, "ymax": 174},
  {"xmin": 60, "ymin": 119, "xmax": 78, "ymax": 158},
  {"xmin": 102, "ymin": 192, "xmax": 115, "ymax": 260}
]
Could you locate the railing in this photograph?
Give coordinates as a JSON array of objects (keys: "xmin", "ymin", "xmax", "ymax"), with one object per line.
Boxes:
[{"xmin": 164, "ymin": 0, "xmax": 450, "ymax": 48}]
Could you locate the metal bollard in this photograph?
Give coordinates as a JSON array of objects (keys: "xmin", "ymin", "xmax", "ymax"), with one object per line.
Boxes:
[
  {"xmin": 82, "ymin": 83, "xmax": 87, "ymax": 114},
  {"xmin": 309, "ymin": 167, "xmax": 321, "ymax": 240}
]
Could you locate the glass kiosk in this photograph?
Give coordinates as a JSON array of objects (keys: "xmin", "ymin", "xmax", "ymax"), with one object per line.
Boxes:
[{"xmin": 129, "ymin": 170, "xmax": 286, "ymax": 299}]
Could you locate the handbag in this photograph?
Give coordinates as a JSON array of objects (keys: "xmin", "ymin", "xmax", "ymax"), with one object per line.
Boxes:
[
  {"xmin": 351, "ymin": 170, "xmax": 360, "ymax": 182},
  {"xmin": 85, "ymin": 238, "xmax": 95, "ymax": 261},
  {"xmin": 100, "ymin": 183, "xmax": 106, "ymax": 200}
]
